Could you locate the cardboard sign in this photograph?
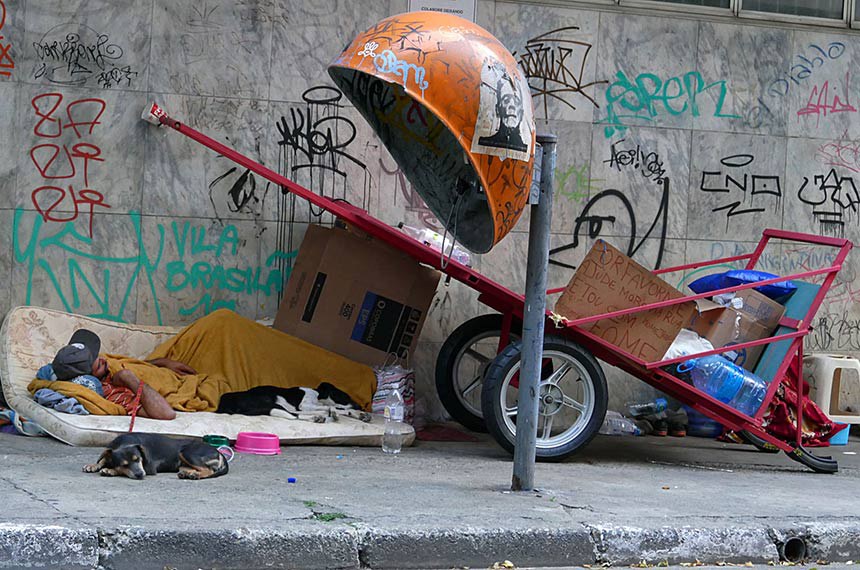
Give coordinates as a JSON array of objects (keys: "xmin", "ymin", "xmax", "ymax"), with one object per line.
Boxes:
[
  {"xmin": 554, "ymin": 240, "xmax": 696, "ymax": 363},
  {"xmin": 274, "ymin": 225, "xmax": 441, "ymax": 367}
]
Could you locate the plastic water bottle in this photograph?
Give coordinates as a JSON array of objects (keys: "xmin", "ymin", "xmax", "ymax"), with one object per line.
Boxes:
[
  {"xmin": 599, "ymin": 411, "xmax": 641, "ymax": 436},
  {"xmin": 683, "ymin": 355, "xmax": 767, "ymax": 417},
  {"xmin": 382, "ymin": 389, "xmax": 405, "ymax": 454},
  {"xmin": 626, "ymin": 397, "xmax": 668, "ymax": 418},
  {"xmin": 397, "ymin": 223, "xmax": 472, "ymax": 266}
]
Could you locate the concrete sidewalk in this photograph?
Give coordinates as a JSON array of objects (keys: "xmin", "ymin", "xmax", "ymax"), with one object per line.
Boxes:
[{"xmin": 1, "ymin": 429, "xmax": 859, "ymax": 570}]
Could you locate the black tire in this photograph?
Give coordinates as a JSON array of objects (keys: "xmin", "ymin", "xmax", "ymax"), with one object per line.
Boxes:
[
  {"xmin": 481, "ymin": 335, "xmax": 608, "ymax": 461},
  {"xmin": 435, "ymin": 314, "xmax": 521, "ymax": 432}
]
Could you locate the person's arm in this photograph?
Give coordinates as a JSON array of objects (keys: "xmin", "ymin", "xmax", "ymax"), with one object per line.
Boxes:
[
  {"xmin": 146, "ymin": 358, "xmax": 197, "ymax": 375},
  {"xmin": 112, "ymin": 369, "xmax": 176, "ymax": 420}
]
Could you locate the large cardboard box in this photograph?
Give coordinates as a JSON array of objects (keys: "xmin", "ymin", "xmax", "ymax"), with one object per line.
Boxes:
[
  {"xmin": 688, "ymin": 288, "xmax": 785, "ymax": 371},
  {"xmin": 554, "ymin": 240, "xmax": 697, "ymax": 363},
  {"xmin": 274, "ymin": 225, "xmax": 441, "ymax": 366}
]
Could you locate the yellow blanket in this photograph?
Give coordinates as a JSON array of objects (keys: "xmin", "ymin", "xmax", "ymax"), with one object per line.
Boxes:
[
  {"xmin": 122, "ymin": 309, "xmax": 377, "ymax": 413},
  {"xmin": 26, "ymin": 379, "xmax": 127, "ymax": 416}
]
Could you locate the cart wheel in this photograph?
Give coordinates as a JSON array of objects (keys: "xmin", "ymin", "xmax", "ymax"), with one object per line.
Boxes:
[
  {"xmin": 481, "ymin": 335, "xmax": 607, "ymax": 461},
  {"xmin": 435, "ymin": 314, "xmax": 521, "ymax": 432}
]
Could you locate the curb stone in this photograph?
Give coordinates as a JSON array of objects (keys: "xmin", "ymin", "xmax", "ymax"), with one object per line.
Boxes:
[
  {"xmin": 0, "ymin": 524, "xmax": 98, "ymax": 569},
  {"xmin": 359, "ymin": 526, "xmax": 596, "ymax": 569},
  {"xmin": 97, "ymin": 526, "xmax": 360, "ymax": 570},
  {"xmin": 3, "ymin": 522, "xmax": 860, "ymax": 569},
  {"xmin": 586, "ymin": 524, "xmax": 779, "ymax": 566}
]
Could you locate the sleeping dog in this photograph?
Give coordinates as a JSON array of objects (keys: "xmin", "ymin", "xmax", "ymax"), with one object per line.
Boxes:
[
  {"xmin": 216, "ymin": 382, "xmax": 372, "ymax": 423},
  {"xmin": 83, "ymin": 433, "xmax": 228, "ymax": 480}
]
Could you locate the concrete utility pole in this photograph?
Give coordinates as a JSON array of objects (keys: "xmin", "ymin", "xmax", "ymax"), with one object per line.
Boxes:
[{"xmin": 512, "ymin": 132, "xmax": 557, "ymax": 492}]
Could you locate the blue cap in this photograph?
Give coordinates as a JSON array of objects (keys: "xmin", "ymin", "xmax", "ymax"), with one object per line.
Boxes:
[{"xmin": 288, "ymin": 477, "xmax": 297, "ymax": 483}]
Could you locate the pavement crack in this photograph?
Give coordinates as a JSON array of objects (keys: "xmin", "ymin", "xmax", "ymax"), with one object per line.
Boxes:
[
  {"xmin": 0, "ymin": 474, "xmax": 87, "ymax": 524},
  {"xmin": 560, "ymin": 502, "xmax": 596, "ymax": 513}
]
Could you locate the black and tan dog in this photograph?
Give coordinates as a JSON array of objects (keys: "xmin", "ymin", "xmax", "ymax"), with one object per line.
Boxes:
[{"xmin": 83, "ymin": 433, "xmax": 228, "ymax": 480}]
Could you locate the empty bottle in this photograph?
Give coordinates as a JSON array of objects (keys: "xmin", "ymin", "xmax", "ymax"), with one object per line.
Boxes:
[
  {"xmin": 382, "ymin": 388, "xmax": 405, "ymax": 454},
  {"xmin": 398, "ymin": 223, "xmax": 472, "ymax": 266},
  {"xmin": 599, "ymin": 411, "xmax": 642, "ymax": 436},
  {"xmin": 683, "ymin": 355, "xmax": 767, "ymax": 417},
  {"xmin": 626, "ymin": 397, "xmax": 668, "ymax": 418}
]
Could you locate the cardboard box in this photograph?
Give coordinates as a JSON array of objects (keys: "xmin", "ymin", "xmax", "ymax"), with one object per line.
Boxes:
[
  {"xmin": 554, "ymin": 240, "xmax": 697, "ymax": 363},
  {"xmin": 688, "ymin": 288, "xmax": 785, "ymax": 371},
  {"xmin": 274, "ymin": 225, "xmax": 441, "ymax": 366}
]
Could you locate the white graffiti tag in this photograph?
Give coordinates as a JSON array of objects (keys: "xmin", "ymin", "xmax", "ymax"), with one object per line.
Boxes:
[
  {"xmin": 373, "ymin": 49, "xmax": 429, "ymax": 97},
  {"xmin": 358, "ymin": 41, "xmax": 378, "ymax": 58}
]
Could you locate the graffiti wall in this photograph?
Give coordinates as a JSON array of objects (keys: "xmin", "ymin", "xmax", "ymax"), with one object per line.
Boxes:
[{"xmin": 2, "ymin": 0, "xmax": 859, "ymax": 416}]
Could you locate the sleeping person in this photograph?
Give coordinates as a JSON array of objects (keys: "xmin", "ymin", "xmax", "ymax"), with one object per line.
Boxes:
[{"xmin": 28, "ymin": 309, "xmax": 377, "ymax": 419}]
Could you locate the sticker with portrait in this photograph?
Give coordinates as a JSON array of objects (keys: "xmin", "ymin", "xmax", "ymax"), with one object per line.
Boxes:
[{"xmin": 470, "ymin": 58, "xmax": 534, "ymax": 162}]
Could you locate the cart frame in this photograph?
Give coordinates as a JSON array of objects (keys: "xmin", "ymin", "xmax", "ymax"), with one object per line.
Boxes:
[{"xmin": 154, "ymin": 111, "xmax": 853, "ymax": 471}]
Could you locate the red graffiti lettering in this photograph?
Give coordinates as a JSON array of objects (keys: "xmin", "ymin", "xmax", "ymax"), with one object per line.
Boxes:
[
  {"xmin": 65, "ymin": 98, "xmax": 106, "ymax": 138},
  {"xmin": 32, "ymin": 93, "xmax": 64, "ymax": 138},
  {"xmin": 31, "ymin": 186, "xmax": 111, "ymax": 238},
  {"xmin": 0, "ymin": 1, "xmax": 12, "ymax": 78},
  {"xmin": 29, "ymin": 92, "xmax": 110, "ymax": 236}
]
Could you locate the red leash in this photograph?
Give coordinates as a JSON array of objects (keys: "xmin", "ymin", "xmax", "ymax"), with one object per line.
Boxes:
[{"xmin": 128, "ymin": 380, "xmax": 145, "ymax": 432}]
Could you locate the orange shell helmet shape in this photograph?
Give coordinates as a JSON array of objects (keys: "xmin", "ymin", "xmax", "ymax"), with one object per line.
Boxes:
[{"xmin": 328, "ymin": 12, "xmax": 535, "ymax": 254}]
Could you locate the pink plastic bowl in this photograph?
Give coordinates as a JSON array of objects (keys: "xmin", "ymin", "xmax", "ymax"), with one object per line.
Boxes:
[{"xmin": 235, "ymin": 432, "xmax": 281, "ymax": 455}]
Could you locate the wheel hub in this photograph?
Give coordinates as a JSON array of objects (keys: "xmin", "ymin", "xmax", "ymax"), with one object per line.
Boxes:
[{"xmin": 539, "ymin": 383, "xmax": 564, "ymax": 416}]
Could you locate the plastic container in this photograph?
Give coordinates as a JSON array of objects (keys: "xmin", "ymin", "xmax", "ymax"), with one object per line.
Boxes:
[
  {"xmin": 398, "ymin": 223, "xmax": 472, "ymax": 266},
  {"xmin": 382, "ymin": 389, "xmax": 406, "ymax": 454},
  {"xmin": 682, "ymin": 355, "xmax": 767, "ymax": 417},
  {"xmin": 830, "ymin": 424, "xmax": 850, "ymax": 446},
  {"xmin": 599, "ymin": 411, "xmax": 641, "ymax": 436},
  {"xmin": 235, "ymin": 432, "xmax": 281, "ymax": 455},
  {"xmin": 203, "ymin": 434, "xmax": 230, "ymax": 448},
  {"xmin": 627, "ymin": 397, "xmax": 668, "ymax": 418},
  {"xmin": 683, "ymin": 405, "xmax": 725, "ymax": 439}
]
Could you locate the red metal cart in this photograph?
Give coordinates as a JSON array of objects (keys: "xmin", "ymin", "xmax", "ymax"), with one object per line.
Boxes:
[{"xmin": 153, "ymin": 110, "xmax": 853, "ymax": 473}]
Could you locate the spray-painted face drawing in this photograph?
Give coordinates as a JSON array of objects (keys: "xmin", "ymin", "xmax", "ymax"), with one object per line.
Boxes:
[{"xmin": 496, "ymin": 79, "xmax": 523, "ymax": 129}]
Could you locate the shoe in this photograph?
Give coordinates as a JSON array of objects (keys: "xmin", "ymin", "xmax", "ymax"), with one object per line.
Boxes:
[
  {"xmin": 653, "ymin": 418, "xmax": 668, "ymax": 437},
  {"xmin": 668, "ymin": 422, "xmax": 687, "ymax": 437}
]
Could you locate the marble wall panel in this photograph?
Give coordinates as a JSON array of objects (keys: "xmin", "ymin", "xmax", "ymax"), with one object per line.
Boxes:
[
  {"xmin": 15, "ymin": 84, "xmax": 148, "ymax": 219},
  {"xmin": 420, "ymin": 264, "xmax": 482, "ymax": 345},
  {"xmin": 476, "ymin": 0, "xmax": 496, "ymax": 34},
  {"xmin": 687, "ymin": 130, "xmax": 786, "ymax": 242},
  {"xmin": 594, "ymin": 12, "xmax": 698, "ymax": 137},
  {"xmin": 0, "ymin": 82, "xmax": 16, "ymax": 200},
  {"xmin": 262, "ymin": 97, "xmax": 381, "ymax": 225},
  {"xmin": 269, "ymin": 0, "xmax": 392, "ymax": 104},
  {"xmin": 0, "ymin": 0, "xmax": 23, "ymax": 84},
  {"xmin": 135, "ymin": 216, "xmax": 265, "ymax": 326},
  {"xmin": 589, "ymin": 124, "xmax": 690, "ymax": 241},
  {"xmin": 143, "ymin": 94, "xmax": 269, "ymax": 220},
  {"xmin": 787, "ymin": 30, "xmax": 860, "ymax": 140},
  {"xmin": 694, "ymin": 22, "xmax": 791, "ymax": 136},
  {"xmin": 411, "ymin": 340, "xmax": 447, "ymax": 423},
  {"xmin": 514, "ymin": 119, "xmax": 594, "ymax": 236},
  {"xmin": 11, "ymin": 209, "xmax": 143, "ymax": 322},
  {"xmin": 150, "ymin": 0, "xmax": 274, "ymax": 99},
  {"xmin": 255, "ymin": 219, "xmax": 307, "ymax": 320},
  {"xmin": 494, "ymin": 3, "xmax": 602, "ymax": 123},
  {"xmin": 0, "ymin": 209, "xmax": 12, "ymax": 316},
  {"xmin": 373, "ymin": 144, "xmax": 438, "ymax": 230},
  {"xmin": 480, "ymin": 232, "xmax": 582, "ymax": 298},
  {"xmin": 21, "ymin": 0, "xmax": 150, "ymax": 92},
  {"xmin": 784, "ymin": 135, "xmax": 860, "ymax": 244}
]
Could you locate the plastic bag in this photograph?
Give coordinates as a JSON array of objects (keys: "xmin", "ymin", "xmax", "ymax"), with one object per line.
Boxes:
[
  {"xmin": 662, "ymin": 328, "xmax": 715, "ymax": 361},
  {"xmin": 372, "ymin": 364, "xmax": 415, "ymax": 425}
]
